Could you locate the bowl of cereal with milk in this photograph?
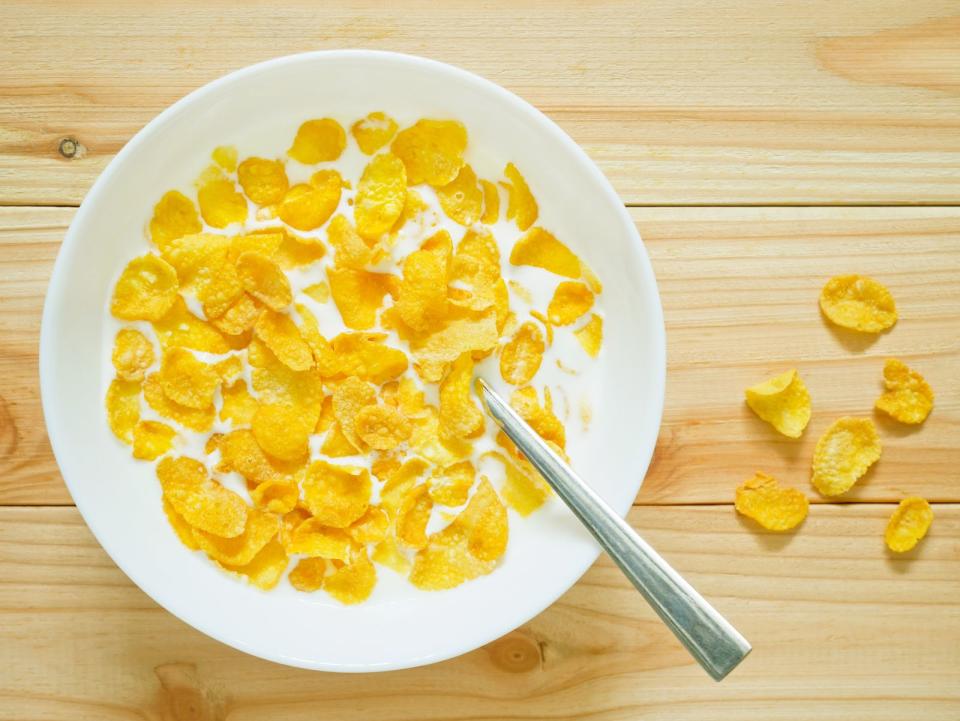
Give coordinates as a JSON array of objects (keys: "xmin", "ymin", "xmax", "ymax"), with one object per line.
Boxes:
[{"xmin": 40, "ymin": 51, "xmax": 665, "ymax": 671}]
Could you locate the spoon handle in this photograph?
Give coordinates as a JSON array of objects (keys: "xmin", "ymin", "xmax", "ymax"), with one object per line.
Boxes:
[{"xmin": 478, "ymin": 379, "xmax": 751, "ymax": 681}]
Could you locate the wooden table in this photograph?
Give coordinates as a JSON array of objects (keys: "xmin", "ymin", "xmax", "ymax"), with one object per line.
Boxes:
[{"xmin": 1, "ymin": 2, "xmax": 958, "ymax": 719}]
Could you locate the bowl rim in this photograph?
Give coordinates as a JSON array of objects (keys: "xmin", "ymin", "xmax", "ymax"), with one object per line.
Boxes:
[{"xmin": 39, "ymin": 49, "xmax": 666, "ymax": 671}]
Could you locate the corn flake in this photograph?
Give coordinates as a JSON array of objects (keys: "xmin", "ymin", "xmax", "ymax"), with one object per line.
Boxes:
[
  {"xmin": 511, "ymin": 386, "xmax": 565, "ymax": 450},
  {"xmin": 330, "ymin": 332, "xmax": 409, "ymax": 384},
  {"xmin": 885, "ymin": 497, "xmax": 933, "ymax": 553},
  {"xmin": 302, "ymin": 460, "xmax": 371, "ymax": 528},
  {"xmin": 745, "ymin": 369, "xmax": 812, "ymax": 439},
  {"xmin": 439, "ymin": 353, "xmax": 484, "ymax": 440},
  {"xmin": 198, "ymin": 177, "xmax": 248, "ymax": 229},
  {"xmin": 735, "ymin": 472, "xmax": 809, "ymax": 531},
  {"xmin": 111, "ymin": 254, "xmax": 179, "ymax": 321},
  {"xmin": 288, "ymin": 118, "xmax": 346, "ymax": 164},
  {"xmin": 194, "ymin": 508, "xmax": 279, "ymax": 566},
  {"xmin": 221, "ymin": 538, "xmax": 288, "ymax": 590},
  {"xmin": 397, "ymin": 249, "xmax": 448, "ymax": 332},
  {"xmin": 252, "ymin": 403, "xmax": 312, "ymax": 462},
  {"xmin": 355, "ymin": 405, "xmax": 411, "ymax": 451},
  {"xmin": 510, "ymin": 227, "xmax": 581, "ymax": 279},
  {"xmin": 105, "ymin": 378, "xmax": 141, "ymax": 443},
  {"xmin": 277, "ymin": 170, "xmax": 342, "ymax": 231},
  {"xmin": 480, "ymin": 179, "xmax": 499, "ymax": 225},
  {"xmin": 132, "ymin": 420, "xmax": 175, "ymax": 460},
  {"xmin": 355, "ymin": 153, "xmax": 407, "ymax": 240},
  {"xmin": 237, "ymin": 252, "xmax": 292, "ymax": 311},
  {"xmin": 163, "ymin": 498, "xmax": 200, "ymax": 550},
  {"xmin": 289, "ymin": 557, "xmax": 327, "ymax": 592},
  {"xmin": 143, "ymin": 373, "xmax": 215, "ymax": 433},
  {"xmin": 391, "ymin": 119, "xmax": 467, "ymax": 187},
  {"xmin": 819, "ymin": 274, "xmax": 897, "ymax": 333},
  {"xmin": 811, "ymin": 417, "xmax": 882, "ymax": 497},
  {"xmin": 500, "ymin": 321, "xmax": 545, "ymax": 385},
  {"xmin": 371, "ymin": 535, "xmax": 412, "ymax": 575},
  {"xmin": 438, "ymin": 164, "xmax": 483, "ymax": 226},
  {"xmin": 157, "ymin": 456, "xmax": 247, "ymax": 538},
  {"xmin": 501, "ymin": 163, "xmax": 538, "ymax": 231},
  {"xmin": 150, "ymin": 191, "xmax": 202, "ymax": 250},
  {"xmin": 159, "ymin": 347, "xmax": 220, "ymax": 410},
  {"xmin": 332, "ymin": 375, "xmax": 377, "ymax": 450},
  {"xmin": 574, "ymin": 314, "xmax": 603, "ymax": 358},
  {"xmin": 396, "ymin": 484, "xmax": 433, "ymax": 549},
  {"xmin": 250, "ymin": 478, "xmax": 299, "ymax": 515},
  {"xmin": 237, "ymin": 157, "xmax": 289, "ymax": 205},
  {"xmin": 253, "ymin": 309, "xmax": 313, "ymax": 371},
  {"xmin": 351, "ymin": 112, "xmax": 398, "ymax": 155},
  {"xmin": 328, "ymin": 267, "xmax": 392, "ymax": 330},
  {"xmin": 547, "ymin": 281, "xmax": 594, "ymax": 326},
  {"xmin": 348, "ymin": 505, "xmax": 390, "ymax": 544},
  {"xmin": 287, "ymin": 518, "xmax": 352, "ymax": 560},
  {"xmin": 875, "ymin": 358, "xmax": 934, "ymax": 425},
  {"xmin": 303, "ymin": 282, "xmax": 330, "ymax": 304},
  {"xmin": 112, "ymin": 329, "xmax": 155, "ymax": 382},
  {"xmin": 324, "ymin": 549, "xmax": 377, "ymax": 604},
  {"xmin": 429, "ymin": 460, "xmax": 475, "ymax": 507},
  {"xmin": 211, "ymin": 145, "xmax": 237, "ymax": 172},
  {"xmin": 219, "ymin": 380, "xmax": 258, "ymax": 426}
]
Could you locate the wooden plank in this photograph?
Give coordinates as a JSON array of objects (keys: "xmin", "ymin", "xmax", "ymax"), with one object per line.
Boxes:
[
  {"xmin": 0, "ymin": 504, "xmax": 956, "ymax": 720},
  {"xmin": 1, "ymin": 206, "xmax": 957, "ymax": 505},
  {"xmin": 1, "ymin": 0, "xmax": 959, "ymax": 206}
]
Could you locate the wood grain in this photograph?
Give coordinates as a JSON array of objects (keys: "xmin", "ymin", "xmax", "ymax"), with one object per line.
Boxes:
[
  {"xmin": 1, "ymin": 207, "xmax": 957, "ymax": 506},
  {"xmin": 0, "ymin": 504, "xmax": 956, "ymax": 720},
  {"xmin": 2, "ymin": 0, "xmax": 959, "ymax": 206}
]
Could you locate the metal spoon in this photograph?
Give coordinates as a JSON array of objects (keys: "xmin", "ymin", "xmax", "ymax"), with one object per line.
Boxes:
[{"xmin": 477, "ymin": 378, "xmax": 751, "ymax": 681}]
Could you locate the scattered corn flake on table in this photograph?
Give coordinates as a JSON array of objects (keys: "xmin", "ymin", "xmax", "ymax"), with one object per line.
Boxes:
[{"xmin": 1, "ymin": 1, "xmax": 958, "ymax": 719}]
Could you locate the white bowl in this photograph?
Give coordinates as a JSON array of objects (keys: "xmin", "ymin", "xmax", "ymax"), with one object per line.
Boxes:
[{"xmin": 40, "ymin": 51, "xmax": 665, "ymax": 671}]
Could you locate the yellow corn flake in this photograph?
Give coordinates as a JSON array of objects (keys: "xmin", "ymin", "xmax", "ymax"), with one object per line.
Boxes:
[
  {"xmin": 221, "ymin": 538, "xmax": 289, "ymax": 590},
  {"xmin": 355, "ymin": 405, "xmax": 411, "ymax": 451},
  {"xmin": 398, "ymin": 377, "xmax": 427, "ymax": 417},
  {"xmin": 390, "ymin": 119, "xmax": 467, "ymax": 187},
  {"xmin": 510, "ymin": 386, "xmax": 565, "ymax": 450},
  {"xmin": 390, "ymin": 188, "xmax": 429, "ymax": 236},
  {"xmin": 734, "ymin": 472, "xmax": 809, "ymax": 531},
  {"xmin": 286, "ymin": 518, "xmax": 352, "ymax": 560},
  {"xmin": 197, "ymin": 176, "xmax": 248, "ymax": 229},
  {"xmin": 250, "ymin": 478, "xmax": 299, "ymax": 515},
  {"xmin": 291, "ymin": 305, "xmax": 339, "ymax": 379},
  {"xmin": 507, "ymin": 279, "xmax": 533, "ymax": 305},
  {"xmin": 248, "ymin": 338, "xmax": 324, "ymax": 408},
  {"xmin": 429, "ymin": 460, "xmax": 475, "ymax": 507},
  {"xmin": 253, "ymin": 309, "xmax": 313, "ymax": 372},
  {"xmin": 330, "ymin": 332, "xmax": 408, "ymax": 384},
  {"xmin": 111, "ymin": 254, "xmax": 179, "ymax": 321},
  {"xmin": 315, "ymin": 394, "xmax": 336, "ymax": 434},
  {"xmin": 149, "ymin": 191, "xmax": 202, "ymax": 250},
  {"xmin": 326, "ymin": 214, "xmax": 373, "ymax": 270},
  {"xmin": 381, "ymin": 457, "xmax": 430, "ymax": 518},
  {"xmin": 494, "ymin": 453, "xmax": 550, "ymax": 516},
  {"xmin": 302, "ymin": 460, "xmax": 371, "ymax": 528},
  {"xmin": 438, "ymin": 164, "xmax": 483, "ymax": 226},
  {"xmin": 159, "ymin": 347, "xmax": 220, "ymax": 410},
  {"xmin": 332, "ymin": 375, "xmax": 377, "ymax": 450},
  {"xmin": 212, "ymin": 356, "xmax": 243, "ymax": 384},
  {"xmin": 132, "ymin": 420, "xmax": 175, "ymax": 460},
  {"xmin": 354, "ymin": 152, "xmax": 407, "ymax": 240},
  {"xmin": 111, "ymin": 329, "xmax": 155, "ymax": 382},
  {"xmin": 371, "ymin": 535, "xmax": 412, "ymax": 575},
  {"xmin": 480, "ymin": 179, "xmax": 500, "ymax": 225},
  {"xmin": 408, "ymin": 479, "xmax": 505, "ymax": 590},
  {"xmin": 324, "ymin": 549, "xmax": 377, "ymax": 604},
  {"xmin": 105, "ymin": 378, "xmax": 141, "ymax": 443},
  {"xmin": 157, "ymin": 456, "xmax": 248, "ymax": 538},
  {"xmin": 277, "ymin": 170, "xmax": 342, "ymax": 231},
  {"xmin": 875, "ymin": 358, "xmax": 934, "ymax": 425},
  {"xmin": 217, "ymin": 429, "xmax": 290, "ymax": 485},
  {"xmin": 500, "ymin": 321, "xmax": 545, "ymax": 385},
  {"xmin": 193, "ymin": 508, "xmax": 279, "ymax": 566},
  {"xmin": 547, "ymin": 281, "xmax": 594, "ymax": 326},
  {"xmin": 510, "ymin": 227, "xmax": 582, "ymax": 279},
  {"xmin": 252, "ymin": 403, "xmax": 312, "ymax": 462},
  {"xmin": 143, "ymin": 373, "xmax": 215, "ymax": 433},
  {"xmin": 163, "ymin": 498, "xmax": 200, "ymax": 550},
  {"xmin": 162, "ymin": 233, "xmax": 244, "ymax": 320},
  {"xmin": 288, "ymin": 557, "xmax": 327, "ymax": 592},
  {"xmin": 396, "ymin": 484, "xmax": 433, "ymax": 549},
  {"xmin": 745, "ymin": 369, "xmax": 812, "ymax": 439},
  {"xmin": 328, "ymin": 267, "xmax": 392, "ymax": 330},
  {"xmin": 219, "ymin": 380, "xmax": 258, "ymax": 426},
  {"xmin": 288, "ymin": 118, "xmax": 346, "ymax": 164},
  {"xmin": 210, "ymin": 293, "xmax": 262, "ymax": 336},
  {"xmin": 811, "ymin": 417, "xmax": 882, "ymax": 497},
  {"xmin": 819, "ymin": 274, "xmax": 897, "ymax": 333},
  {"xmin": 501, "ymin": 162, "xmax": 538, "ymax": 231},
  {"xmin": 303, "ymin": 282, "xmax": 329, "ymax": 304},
  {"xmin": 237, "ymin": 157, "xmax": 289, "ymax": 206},
  {"xmin": 348, "ymin": 505, "xmax": 390, "ymax": 544},
  {"xmin": 229, "ymin": 231, "xmax": 284, "ymax": 263},
  {"xmin": 274, "ymin": 232, "xmax": 327, "ymax": 270},
  {"xmin": 236, "ymin": 251, "xmax": 292, "ymax": 311},
  {"xmin": 574, "ymin": 313, "xmax": 603, "ymax": 358},
  {"xmin": 320, "ymin": 422, "xmax": 361, "ymax": 457},
  {"xmin": 439, "ymin": 353, "xmax": 484, "ymax": 440},
  {"xmin": 397, "ymin": 249, "xmax": 448, "ymax": 332},
  {"xmin": 211, "ymin": 145, "xmax": 237, "ymax": 172},
  {"xmin": 380, "ymin": 380, "xmax": 400, "ymax": 407},
  {"xmin": 351, "ymin": 112, "xmax": 398, "ymax": 155},
  {"xmin": 885, "ymin": 497, "xmax": 934, "ymax": 553},
  {"xmin": 410, "ymin": 308, "xmax": 499, "ymax": 372},
  {"xmin": 409, "ymin": 408, "xmax": 473, "ymax": 467}
]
